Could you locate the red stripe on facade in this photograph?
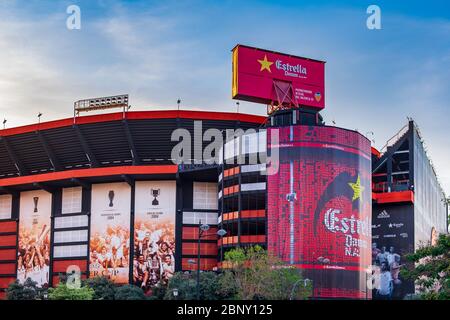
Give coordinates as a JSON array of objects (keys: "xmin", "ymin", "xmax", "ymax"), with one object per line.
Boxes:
[
  {"xmin": 273, "ymin": 141, "xmax": 371, "ymax": 160},
  {"xmin": 52, "ymin": 260, "xmax": 88, "ymax": 273},
  {"xmin": 291, "ymin": 264, "xmax": 368, "ymax": 272},
  {"xmin": 0, "ymin": 221, "xmax": 17, "ymax": 233},
  {"xmin": 0, "ymin": 165, "xmax": 178, "ymax": 187},
  {"xmin": 0, "ymin": 263, "xmax": 15, "ymax": 274},
  {"xmin": 373, "ymin": 190, "xmax": 414, "ymax": 204},
  {"xmin": 0, "ymin": 235, "xmax": 16, "ymax": 247},
  {"xmin": 371, "ymin": 146, "xmax": 381, "ymax": 158},
  {"xmin": 0, "ymin": 249, "xmax": 17, "ymax": 261},
  {"xmin": 0, "ymin": 110, "xmax": 266, "ymax": 137}
]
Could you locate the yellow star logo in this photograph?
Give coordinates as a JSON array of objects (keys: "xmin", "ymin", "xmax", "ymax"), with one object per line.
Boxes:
[
  {"xmin": 348, "ymin": 175, "xmax": 364, "ymax": 201},
  {"xmin": 257, "ymin": 55, "xmax": 273, "ymax": 73}
]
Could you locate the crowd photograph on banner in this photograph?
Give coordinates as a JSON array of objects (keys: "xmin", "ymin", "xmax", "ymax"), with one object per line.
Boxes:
[
  {"xmin": 372, "ymin": 244, "xmax": 404, "ymax": 300},
  {"xmin": 17, "ymin": 224, "xmax": 51, "ymax": 288},
  {"xmin": 89, "ymin": 225, "xmax": 131, "ymax": 283},
  {"xmin": 133, "ymin": 220, "xmax": 175, "ymax": 293},
  {"xmin": 89, "ymin": 183, "xmax": 131, "ymax": 284}
]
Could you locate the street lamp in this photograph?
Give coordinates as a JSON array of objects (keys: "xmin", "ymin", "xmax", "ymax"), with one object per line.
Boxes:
[
  {"xmin": 196, "ymin": 220, "xmax": 226, "ymax": 300},
  {"xmin": 172, "ymin": 288, "xmax": 179, "ymax": 299}
]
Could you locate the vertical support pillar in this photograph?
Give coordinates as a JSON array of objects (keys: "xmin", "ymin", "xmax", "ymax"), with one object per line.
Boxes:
[{"xmin": 128, "ymin": 181, "xmax": 135, "ymax": 284}]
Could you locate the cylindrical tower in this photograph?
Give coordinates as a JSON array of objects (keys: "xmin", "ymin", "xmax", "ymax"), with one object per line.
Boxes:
[{"xmin": 267, "ymin": 120, "xmax": 372, "ymax": 299}]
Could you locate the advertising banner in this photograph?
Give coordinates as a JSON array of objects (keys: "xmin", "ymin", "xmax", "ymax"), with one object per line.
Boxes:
[
  {"xmin": 372, "ymin": 204, "xmax": 415, "ymax": 299},
  {"xmin": 89, "ymin": 182, "xmax": 131, "ymax": 284},
  {"xmin": 267, "ymin": 125, "xmax": 372, "ymax": 299},
  {"xmin": 133, "ymin": 181, "xmax": 176, "ymax": 292},
  {"xmin": 17, "ymin": 190, "xmax": 52, "ymax": 287},
  {"xmin": 232, "ymin": 44, "xmax": 325, "ymax": 109}
]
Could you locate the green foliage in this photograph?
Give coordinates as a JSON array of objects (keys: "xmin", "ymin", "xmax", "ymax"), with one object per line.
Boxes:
[
  {"xmin": 165, "ymin": 271, "xmax": 235, "ymax": 300},
  {"xmin": 83, "ymin": 276, "xmax": 117, "ymax": 300},
  {"xmin": 114, "ymin": 285, "xmax": 147, "ymax": 300},
  {"xmin": 400, "ymin": 234, "xmax": 450, "ymax": 300},
  {"xmin": 6, "ymin": 278, "xmax": 47, "ymax": 300},
  {"xmin": 216, "ymin": 271, "xmax": 239, "ymax": 299},
  {"xmin": 48, "ymin": 283, "xmax": 94, "ymax": 300},
  {"xmin": 224, "ymin": 246, "xmax": 312, "ymax": 300},
  {"xmin": 150, "ymin": 281, "xmax": 167, "ymax": 299}
]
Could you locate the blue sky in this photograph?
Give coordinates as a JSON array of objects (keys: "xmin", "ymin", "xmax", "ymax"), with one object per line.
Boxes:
[{"xmin": 0, "ymin": 0, "xmax": 449, "ymax": 194}]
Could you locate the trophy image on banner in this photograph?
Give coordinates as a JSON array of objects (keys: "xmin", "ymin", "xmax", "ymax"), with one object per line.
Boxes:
[
  {"xmin": 151, "ymin": 188, "xmax": 160, "ymax": 206},
  {"xmin": 33, "ymin": 196, "xmax": 39, "ymax": 213},
  {"xmin": 108, "ymin": 190, "xmax": 115, "ymax": 207}
]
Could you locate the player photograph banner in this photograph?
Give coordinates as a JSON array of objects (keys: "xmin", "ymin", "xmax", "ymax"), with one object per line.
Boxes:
[
  {"xmin": 17, "ymin": 190, "xmax": 52, "ymax": 288},
  {"xmin": 133, "ymin": 181, "xmax": 176, "ymax": 293},
  {"xmin": 372, "ymin": 204, "xmax": 415, "ymax": 299},
  {"xmin": 89, "ymin": 182, "xmax": 131, "ymax": 284}
]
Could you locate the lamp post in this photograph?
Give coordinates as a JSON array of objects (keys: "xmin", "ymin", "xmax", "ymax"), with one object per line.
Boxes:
[
  {"xmin": 172, "ymin": 288, "xmax": 179, "ymax": 299},
  {"xmin": 196, "ymin": 220, "xmax": 226, "ymax": 300}
]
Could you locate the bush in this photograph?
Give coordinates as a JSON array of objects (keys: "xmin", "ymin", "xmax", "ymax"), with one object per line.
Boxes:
[
  {"xmin": 48, "ymin": 283, "xmax": 94, "ymax": 300},
  {"xmin": 6, "ymin": 278, "xmax": 47, "ymax": 300},
  {"xmin": 401, "ymin": 234, "xmax": 450, "ymax": 300},
  {"xmin": 224, "ymin": 246, "xmax": 312, "ymax": 300},
  {"xmin": 114, "ymin": 285, "xmax": 147, "ymax": 300},
  {"xmin": 164, "ymin": 271, "xmax": 236, "ymax": 300},
  {"xmin": 83, "ymin": 276, "xmax": 117, "ymax": 300}
]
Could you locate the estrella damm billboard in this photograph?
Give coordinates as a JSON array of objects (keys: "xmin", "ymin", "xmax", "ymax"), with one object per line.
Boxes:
[{"xmin": 232, "ymin": 44, "xmax": 325, "ymax": 109}]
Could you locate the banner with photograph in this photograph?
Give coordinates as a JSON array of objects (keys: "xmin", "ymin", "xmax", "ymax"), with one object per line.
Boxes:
[
  {"xmin": 133, "ymin": 181, "xmax": 176, "ymax": 292},
  {"xmin": 17, "ymin": 190, "xmax": 52, "ymax": 287},
  {"xmin": 372, "ymin": 203, "xmax": 415, "ymax": 299},
  {"xmin": 89, "ymin": 182, "xmax": 131, "ymax": 284}
]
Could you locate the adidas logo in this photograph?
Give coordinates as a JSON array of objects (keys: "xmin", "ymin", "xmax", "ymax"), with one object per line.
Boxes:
[{"xmin": 377, "ymin": 210, "xmax": 390, "ymax": 219}]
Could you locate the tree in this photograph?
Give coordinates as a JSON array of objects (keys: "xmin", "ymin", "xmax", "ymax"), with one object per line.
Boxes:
[
  {"xmin": 114, "ymin": 285, "xmax": 147, "ymax": 300},
  {"xmin": 400, "ymin": 234, "xmax": 450, "ymax": 300},
  {"xmin": 83, "ymin": 276, "xmax": 117, "ymax": 300},
  {"xmin": 48, "ymin": 283, "xmax": 94, "ymax": 300},
  {"xmin": 6, "ymin": 278, "xmax": 47, "ymax": 300},
  {"xmin": 224, "ymin": 246, "xmax": 312, "ymax": 300}
]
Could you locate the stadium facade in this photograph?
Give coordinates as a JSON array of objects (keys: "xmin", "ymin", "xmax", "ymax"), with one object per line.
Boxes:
[{"xmin": 0, "ymin": 107, "xmax": 447, "ymax": 300}]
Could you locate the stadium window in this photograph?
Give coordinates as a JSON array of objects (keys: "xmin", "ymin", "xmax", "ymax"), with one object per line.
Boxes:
[
  {"xmin": 193, "ymin": 182, "xmax": 218, "ymax": 210},
  {"xmin": 54, "ymin": 215, "xmax": 88, "ymax": 229},
  {"xmin": 62, "ymin": 187, "xmax": 82, "ymax": 214},
  {"xmin": 54, "ymin": 230, "xmax": 88, "ymax": 244},
  {"xmin": 53, "ymin": 244, "xmax": 88, "ymax": 258},
  {"xmin": 0, "ymin": 194, "xmax": 12, "ymax": 220}
]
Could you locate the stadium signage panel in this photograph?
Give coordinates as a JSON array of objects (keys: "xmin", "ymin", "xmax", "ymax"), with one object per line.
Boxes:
[
  {"xmin": 232, "ymin": 44, "xmax": 325, "ymax": 109},
  {"xmin": 17, "ymin": 190, "xmax": 52, "ymax": 288},
  {"xmin": 89, "ymin": 182, "xmax": 131, "ymax": 284},
  {"xmin": 133, "ymin": 181, "xmax": 176, "ymax": 292}
]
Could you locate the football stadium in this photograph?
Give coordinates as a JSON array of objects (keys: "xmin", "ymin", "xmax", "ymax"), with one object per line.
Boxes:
[{"xmin": 0, "ymin": 45, "xmax": 447, "ymax": 300}]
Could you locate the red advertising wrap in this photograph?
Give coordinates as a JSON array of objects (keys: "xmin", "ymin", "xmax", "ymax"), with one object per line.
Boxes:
[
  {"xmin": 232, "ymin": 44, "xmax": 325, "ymax": 109},
  {"xmin": 267, "ymin": 125, "xmax": 372, "ymax": 299}
]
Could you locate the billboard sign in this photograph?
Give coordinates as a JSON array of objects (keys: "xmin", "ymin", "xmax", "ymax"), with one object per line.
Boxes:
[
  {"xmin": 267, "ymin": 125, "xmax": 371, "ymax": 299},
  {"xmin": 89, "ymin": 182, "xmax": 131, "ymax": 284},
  {"xmin": 133, "ymin": 181, "xmax": 176, "ymax": 292},
  {"xmin": 232, "ymin": 44, "xmax": 325, "ymax": 109},
  {"xmin": 17, "ymin": 190, "xmax": 52, "ymax": 287},
  {"xmin": 372, "ymin": 204, "xmax": 415, "ymax": 299}
]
